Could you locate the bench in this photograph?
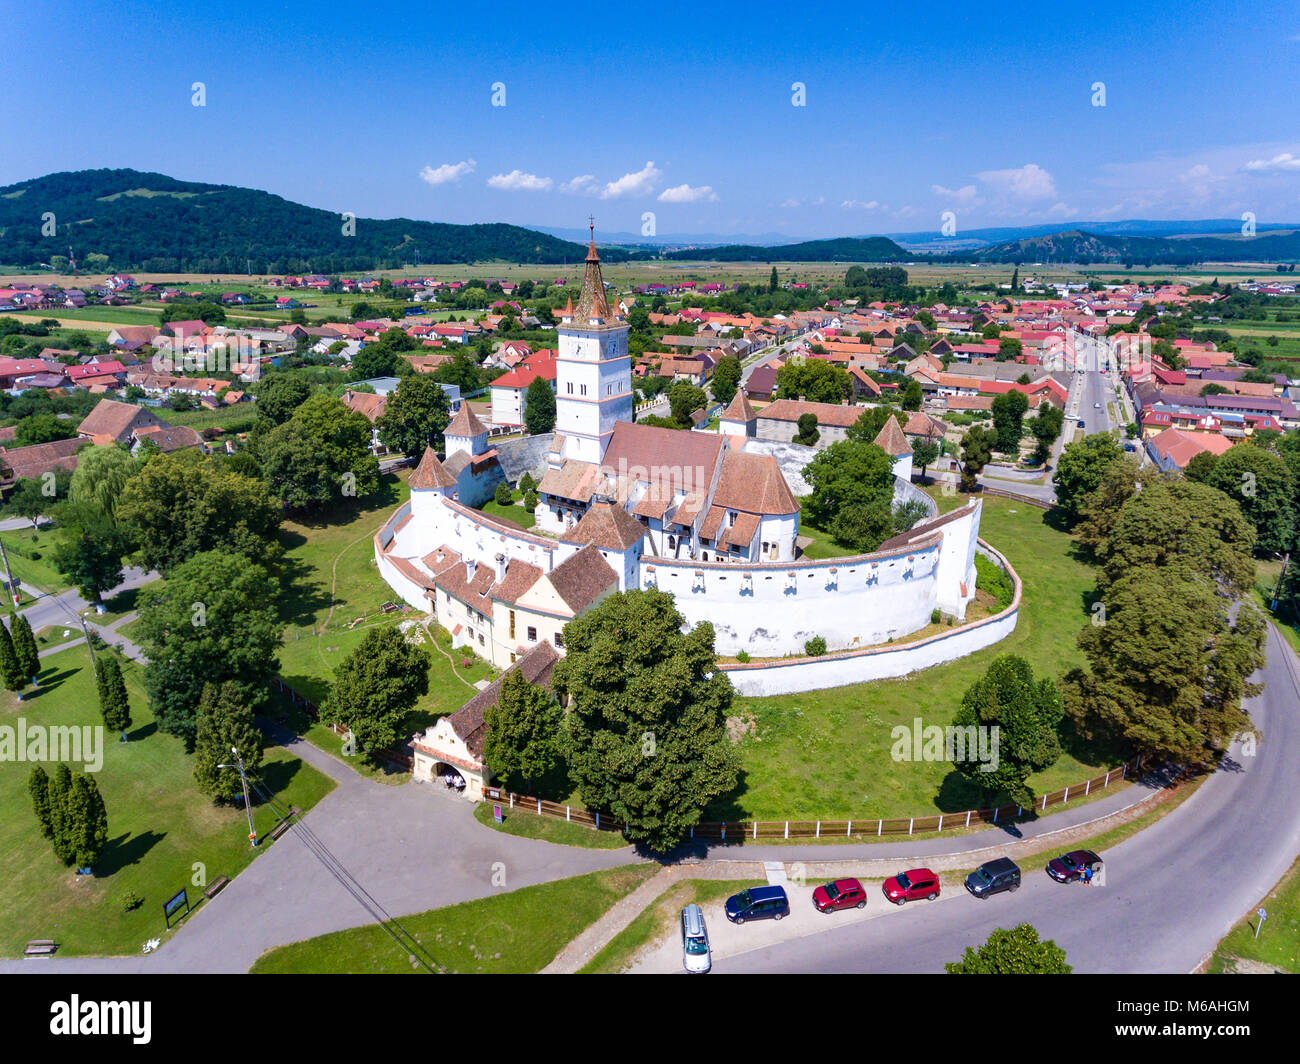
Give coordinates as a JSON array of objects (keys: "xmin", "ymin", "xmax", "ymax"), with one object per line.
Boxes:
[
  {"xmin": 203, "ymin": 876, "xmax": 230, "ymax": 900},
  {"xmin": 268, "ymin": 818, "xmax": 293, "ymax": 841},
  {"xmin": 24, "ymin": 939, "xmax": 57, "ymax": 957}
]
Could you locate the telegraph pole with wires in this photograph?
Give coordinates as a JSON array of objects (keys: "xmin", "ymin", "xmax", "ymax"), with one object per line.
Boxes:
[{"xmin": 218, "ymin": 746, "xmax": 258, "ymax": 847}]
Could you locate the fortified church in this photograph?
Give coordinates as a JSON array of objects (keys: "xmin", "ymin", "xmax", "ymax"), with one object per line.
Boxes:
[{"xmin": 375, "ymin": 225, "xmax": 985, "ymax": 676}]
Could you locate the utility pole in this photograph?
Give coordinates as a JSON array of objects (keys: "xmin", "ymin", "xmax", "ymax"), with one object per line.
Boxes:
[
  {"xmin": 0, "ymin": 537, "xmax": 17, "ymax": 607},
  {"xmin": 1270, "ymin": 553, "xmax": 1290, "ymax": 611},
  {"xmin": 219, "ymin": 746, "xmax": 258, "ymax": 846}
]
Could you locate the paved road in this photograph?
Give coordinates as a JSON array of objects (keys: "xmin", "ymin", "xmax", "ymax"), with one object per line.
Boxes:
[
  {"xmin": 2, "ymin": 730, "xmax": 639, "ymax": 974},
  {"xmin": 720, "ymin": 621, "xmax": 1300, "ymax": 973}
]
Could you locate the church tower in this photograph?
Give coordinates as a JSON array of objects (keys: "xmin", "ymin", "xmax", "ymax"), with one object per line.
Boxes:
[{"xmin": 555, "ymin": 221, "xmax": 633, "ymax": 465}]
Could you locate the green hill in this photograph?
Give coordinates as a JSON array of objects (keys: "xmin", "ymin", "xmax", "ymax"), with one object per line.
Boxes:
[
  {"xmin": 0, "ymin": 169, "xmax": 611, "ymax": 272},
  {"xmin": 664, "ymin": 235, "xmax": 906, "ymax": 262},
  {"xmin": 963, "ymin": 228, "xmax": 1300, "ymax": 265}
]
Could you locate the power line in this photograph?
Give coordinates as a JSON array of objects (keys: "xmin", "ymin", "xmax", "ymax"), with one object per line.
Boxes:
[{"xmin": 245, "ymin": 776, "xmax": 441, "ymax": 973}]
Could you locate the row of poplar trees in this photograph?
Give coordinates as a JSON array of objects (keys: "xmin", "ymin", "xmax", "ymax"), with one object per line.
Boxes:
[
  {"xmin": 0, "ymin": 612, "xmax": 40, "ymax": 698},
  {"xmin": 28, "ymin": 764, "xmax": 108, "ymax": 872}
]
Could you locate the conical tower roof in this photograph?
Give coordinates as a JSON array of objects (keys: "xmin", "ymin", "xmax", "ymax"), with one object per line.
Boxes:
[
  {"xmin": 721, "ymin": 389, "xmax": 756, "ymax": 423},
  {"xmin": 574, "ymin": 220, "xmax": 612, "ymax": 322},
  {"xmin": 873, "ymin": 414, "xmax": 913, "ymax": 457},
  {"xmin": 446, "ymin": 403, "xmax": 487, "ymax": 438},
  {"xmin": 410, "ymin": 445, "xmax": 457, "ymax": 490}
]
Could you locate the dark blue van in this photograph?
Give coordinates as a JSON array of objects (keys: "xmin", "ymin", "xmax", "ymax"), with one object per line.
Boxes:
[{"xmin": 725, "ymin": 885, "xmax": 790, "ymax": 923}]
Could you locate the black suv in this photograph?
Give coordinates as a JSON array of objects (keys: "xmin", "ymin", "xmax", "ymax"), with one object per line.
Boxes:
[
  {"xmin": 965, "ymin": 857, "xmax": 1021, "ymax": 899},
  {"xmin": 724, "ymin": 885, "xmax": 790, "ymax": 923}
]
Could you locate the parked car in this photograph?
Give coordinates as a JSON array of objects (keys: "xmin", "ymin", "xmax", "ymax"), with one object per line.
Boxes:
[
  {"xmin": 813, "ymin": 878, "xmax": 867, "ymax": 913},
  {"xmin": 965, "ymin": 857, "xmax": 1021, "ymax": 899},
  {"xmin": 1046, "ymin": 849, "xmax": 1102, "ymax": 884},
  {"xmin": 724, "ymin": 885, "xmax": 790, "ymax": 924},
  {"xmin": 1077, "ymin": 418, "xmax": 1086, "ymax": 427},
  {"xmin": 680, "ymin": 903, "xmax": 711, "ymax": 973},
  {"xmin": 882, "ymin": 868, "xmax": 941, "ymax": 905}
]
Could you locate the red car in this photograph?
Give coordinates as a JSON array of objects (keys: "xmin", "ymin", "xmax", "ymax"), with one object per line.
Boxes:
[
  {"xmin": 882, "ymin": 868, "xmax": 941, "ymax": 905},
  {"xmin": 812, "ymin": 878, "xmax": 867, "ymax": 913}
]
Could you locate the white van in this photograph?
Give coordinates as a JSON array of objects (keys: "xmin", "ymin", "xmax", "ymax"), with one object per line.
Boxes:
[{"xmin": 680, "ymin": 903, "xmax": 711, "ymax": 974}]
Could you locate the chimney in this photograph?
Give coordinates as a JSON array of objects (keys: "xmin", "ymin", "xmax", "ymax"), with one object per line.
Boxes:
[
  {"xmin": 494, "ymin": 552, "xmax": 508, "ymax": 583},
  {"xmin": 465, "ymin": 558, "xmax": 477, "ymax": 582}
]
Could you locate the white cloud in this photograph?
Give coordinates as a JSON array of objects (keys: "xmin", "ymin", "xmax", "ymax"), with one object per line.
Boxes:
[
  {"xmin": 1244, "ymin": 152, "xmax": 1300, "ymax": 172},
  {"xmin": 931, "ymin": 183, "xmax": 980, "ymax": 205},
  {"xmin": 658, "ymin": 183, "xmax": 717, "ymax": 203},
  {"xmin": 487, "ymin": 170, "xmax": 553, "ymax": 192},
  {"xmin": 419, "ymin": 160, "xmax": 475, "ymax": 186},
  {"xmin": 601, "ymin": 161, "xmax": 661, "ymax": 199},
  {"xmin": 560, "ymin": 174, "xmax": 599, "ymax": 195},
  {"xmin": 1045, "ymin": 201, "xmax": 1078, "ymax": 218},
  {"xmin": 975, "ymin": 163, "xmax": 1057, "ymax": 199},
  {"xmin": 840, "ymin": 199, "xmax": 880, "ymax": 210},
  {"xmin": 778, "ymin": 198, "xmax": 801, "ymax": 208}
]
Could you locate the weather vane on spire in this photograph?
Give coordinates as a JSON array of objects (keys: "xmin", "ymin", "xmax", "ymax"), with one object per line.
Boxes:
[{"xmin": 588, "ymin": 215, "xmax": 595, "ymax": 238}]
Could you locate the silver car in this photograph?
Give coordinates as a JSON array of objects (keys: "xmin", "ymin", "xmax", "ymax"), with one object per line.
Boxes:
[{"xmin": 680, "ymin": 903, "xmax": 711, "ymax": 973}]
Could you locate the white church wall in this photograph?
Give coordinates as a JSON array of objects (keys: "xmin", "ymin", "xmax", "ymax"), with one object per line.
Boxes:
[{"xmin": 720, "ymin": 539, "xmax": 1021, "ymax": 695}]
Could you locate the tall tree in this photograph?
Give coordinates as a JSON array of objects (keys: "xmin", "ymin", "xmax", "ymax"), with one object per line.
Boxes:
[
  {"xmin": 47, "ymin": 764, "xmax": 74, "ymax": 864},
  {"xmin": 28, "ymin": 765, "xmax": 53, "ymax": 840},
  {"xmin": 554, "ymin": 589, "xmax": 740, "ymax": 854},
  {"xmin": 949, "ymin": 655, "xmax": 1064, "ymax": 806},
  {"xmin": 324, "ymin": 625, "xmax": 429, "ymax": 757},
  {"xmin": 255, "ymin": 373, "xmax": 312, "ymax": 425},
  {"xmin": 67, "ymin": 444, "xmax": 140, "ymax": 525},
  {"xmin": 11, "ymin": 613, "xmax": 39, "ymax": 686},
  {"xmin": 136, "ymin": 551, "xmax": 283, "ymax": 746},
  {"xmin": 709, "ymin": 355, "xmax": 742, "ymax": 406},
  {"xmin": 63, "ymin": 773, "xmax": 108, "ymax": 871},
  {"xmin": 958, "ymin": 424, "xmax": 994, "ymax": 492},
  {"xmin": 258, "ymin": 394, "xmax": 380, "ymax": 511},
  {"xmin": 0, "ymin": 617, "xmax": 24, "ymax": 698},
  {"xmin": 483, "ymin": 668, "xmax": 566, "ymax": 796},
  {"xmin": 49, "ymin": 507, "xmax": 129, "ymax": 608},
  {"xmin": 912, "ymin": 439, "xmax": 940, "ymax": 481},
  {"xmin": 96, "ymin": 656, "xmax": 133, "ymax": 740},
  {"xmin": 523, "ymin": 375, "xmax": 557, "ymax": 435},
  {"xmin": 801, "ymin": 439, "xmax": 894, "ymax": 529},
  {"xmin": 946, "ymin": 924, "xmax": 1071, "ymax": 974},
  {"xmin": 376, "ymin": 374, "xmax": 452, "ymax": 456},
  {"xmin": 1201, "ymin": 443, "xmax": 1295, "ymax": 556},
  {"xmin": 667, "ymin": 380, "xmax": 708, "ymax": 428},
  {"xmin": 1053, "ymin": 433, "xmax": 1124, "ymax": 524},
  {"xmin": 990, "ymin": 389, "xmax": 1029, "ymax": 454},
  {"xmin": 115, "ymin": 448, "xmax": 283, "ymax": 574},
  {"xmin": 1075, "ymin": 456, "xmax": 1162, "ymax": 555},
  {"xmin": 193, "ymin": 682, "xmax": 264, "ymax": 801},
  {"xmin": 901, "ymin": 378, "xmax": 924, "ymax": 411}
]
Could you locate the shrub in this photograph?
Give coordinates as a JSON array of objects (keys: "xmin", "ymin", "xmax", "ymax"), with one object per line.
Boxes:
[
  {"xmin": 494, "ymin": 482, "xmax": 513, "ymax": 506},
  {"xmin": 804, "ymin": 636, "xmax": 827, "ymax": 656},
  {"xmin": 121, "ymin": 890, "xmax": 143, "ymax": 913},
  {"xmin": 735, "ymin": 650, "xmax": 750, "ymax": 663},
  {"xmin": 975, "ymin": 554, "xmax": 1014, "ymax": 611},
  {"xmin": 931, "ymin": 608, "xmax": 942, "ymax": 625},
  {"xmin": 522, "ymin": 489, "xmax": 539, "ymax": 511}
]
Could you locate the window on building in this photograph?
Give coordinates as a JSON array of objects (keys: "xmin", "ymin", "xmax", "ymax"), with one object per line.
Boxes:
[
  {"xmin": 555, "ymin": 631, "xmax": 564, "ymax": 648},
  {"xmin": 566, "ymin": 382, "xmax": 573, "ymax": 394},
  {"xmin": 527, "ymin": 626, "xmax": 537, "ymax": 641},
  {"xmin": 478, "ymin": 634, "xmax": 485, "ymax": 646},
  {"xmin": 580, "ymin": 384, "xmax": 587, "ymax": 396}
]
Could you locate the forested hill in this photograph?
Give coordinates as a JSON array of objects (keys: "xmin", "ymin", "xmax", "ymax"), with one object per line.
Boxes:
[
  {"xmin": 664, "ymin": 236, "xmax": 907, "ymax": 262},
  {"xmin": 960, "ymin": 228, "xmax": 1300, "ymax": 265},
  {"xmin": 0, "ymin": 169, "xmax": 609, "ymax": 272}
]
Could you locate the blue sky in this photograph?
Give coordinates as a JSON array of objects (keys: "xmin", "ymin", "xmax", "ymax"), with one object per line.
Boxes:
[{"xmin": 3, "ymin": 0, "xmax": 1299, "ymax": 239}]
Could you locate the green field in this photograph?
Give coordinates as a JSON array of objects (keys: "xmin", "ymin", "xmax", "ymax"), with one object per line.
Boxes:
[
  {"xmin": 249, "ymin": 863, "xmax": 656, "ymax": 973},
  {"xmin": 0, "ymin": 526, "xmax": 67, "ymax": 597},
  {"xmin": 162, "ymin": 403, "xmax": 258, "ymax": 431},
  {"xmin": 474, "ymin": 498, "xmax": 537, "ymax": 529},
  {"xmin": 274, "ymin": 472, "xmax": 495, "ymax": 776},
  {"xmin": 0, "ymin": 645, "xmax": 336, "ymax": 957},
  {"xmin": 709, "ymin": 493, "xmax": 1104, "ymax": 821},
  {"xmin": 471, "ymin": 799, "xmax": 629, "ymax": 849}
]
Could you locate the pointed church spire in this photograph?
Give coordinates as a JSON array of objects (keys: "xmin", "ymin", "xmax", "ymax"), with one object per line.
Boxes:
[{"xmin": 575, "ymin": 217, "xmax": 611, "ymax": 322}]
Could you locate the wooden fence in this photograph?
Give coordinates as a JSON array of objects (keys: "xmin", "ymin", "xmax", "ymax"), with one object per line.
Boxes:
[{"xmin": 484, "ymin": 754, "xmax": 1148, "ymax": 840}]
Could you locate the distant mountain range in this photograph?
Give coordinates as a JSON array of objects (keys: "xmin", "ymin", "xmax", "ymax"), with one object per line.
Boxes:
[
  {"xmin": 1, "ymin": 170, "xmax": 1296, "ymax": 271},
  {"xmin": 0, "ymin": 169, "xmax": 611, "ymax": 272}
]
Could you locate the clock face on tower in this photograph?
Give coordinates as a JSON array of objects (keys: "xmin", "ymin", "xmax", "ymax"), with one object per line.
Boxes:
[{"xmin": 609, "ymin": 339, "xmax": 618, "ymax": 356}]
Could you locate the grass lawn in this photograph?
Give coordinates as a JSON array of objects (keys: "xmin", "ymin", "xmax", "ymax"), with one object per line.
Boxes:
[
  {"xmin": 275, "ymin": 472, "xmax": 495, "ymax": 776},
  {"xmin": 581, "ymin": 878, "xmax": 753, "ymax": 974},
  {"xmin": 1209, "ymin": 852, "xmax": 1300, "ymax": 973},
  {"xmin": 0, "ymin": 645, "xmax": 336, "ymax": 957},
  {"xmin": 249, "ymin": 863, "xmax": 657, "ymax": 973},
  {"xmin": 708, "ymin": 493, "xmax": 1104, "ymax": 822},
  {"xmin": 471, "ymin": 799, "xmax": 630, "ymax": 849},
  {"xmin": 162, "ymin": 404, "xmax": 258, "ymax": 431},
  {"xmin": 797, "ymin": 517, "xmax": 859, "ymax": 560},
  {"xmin": 0, "ymin": 526, "xmax": 68, "ymax": 597},
  {"xmin": 34, "ymin": 624, "xmax": 81, "ymax": 651},
  {"xmin": 474, "ymin": 498, "xmax": 536, "ymax": 530}
]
